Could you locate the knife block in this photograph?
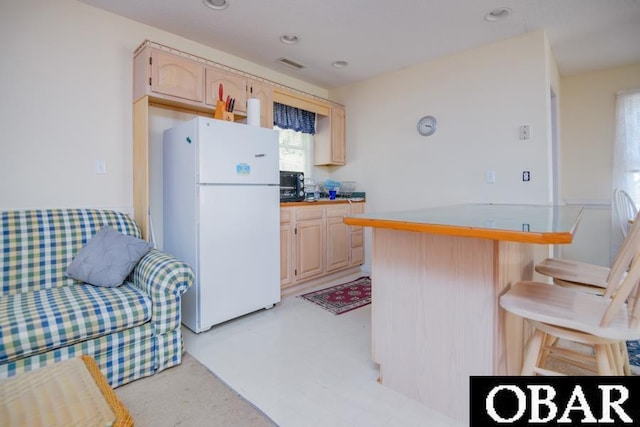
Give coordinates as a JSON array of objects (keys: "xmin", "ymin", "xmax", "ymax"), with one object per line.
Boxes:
[{"xmin": 214, "ymin": 100, "xmax": 225, "ymax": 120}]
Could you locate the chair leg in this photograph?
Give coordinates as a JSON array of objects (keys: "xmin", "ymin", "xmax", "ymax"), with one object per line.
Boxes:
[
  {"xmin": 538, "ymin": 334, "xmax": 559, "ymax": 368},
  {"xmin": 606, "ymin": 344, "xmax": 621, "ymax": 375},
  {"xmin": 621, "ymin": 341, "xmax": 631, "ymax": 375},
  {"xmin": 521, "ymin": 330, "xmax": 545, "ymax": 375},
  {"xmin": 595, "ymin": 344, "xmax": 613, "ymax": 375}
]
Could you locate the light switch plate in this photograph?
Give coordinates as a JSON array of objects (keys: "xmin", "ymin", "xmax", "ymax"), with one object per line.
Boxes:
[{"xmin": 95, "ymin": 160, "xmax": 106, "ymax": 174}]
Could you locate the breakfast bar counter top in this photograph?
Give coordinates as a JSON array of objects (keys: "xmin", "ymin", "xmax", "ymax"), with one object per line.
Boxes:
[
  {"xmin": 344, "ymin": 202, "xmax": 584, "ymax": 423},
  {"xmin": 344, "ymin": 203, "xmax": 583, "ymax": 244}
]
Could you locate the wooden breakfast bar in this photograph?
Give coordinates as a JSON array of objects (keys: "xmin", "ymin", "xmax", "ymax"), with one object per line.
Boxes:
[{"xmin": 343, "ymin": 203, "xmax": 583, "ymax": 423}]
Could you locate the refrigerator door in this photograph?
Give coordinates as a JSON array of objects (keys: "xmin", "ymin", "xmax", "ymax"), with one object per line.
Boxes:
[
  {"xmin": 196, "ymin": 118, "xmax": 279, "ymax": 185},
  {"xmin": 197, "ymin": 184, "xmax": 280, "ymax": 329}
]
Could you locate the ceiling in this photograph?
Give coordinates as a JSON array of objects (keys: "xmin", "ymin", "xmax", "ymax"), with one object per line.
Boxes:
[{"xmin": 79, "ymin": 0, "xmax": 640, "ymax": 89}]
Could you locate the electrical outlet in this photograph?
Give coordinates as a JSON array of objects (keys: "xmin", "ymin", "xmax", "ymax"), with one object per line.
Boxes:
[
  {"xmin": 486, "ymin": 170, "xmax": 496, "ymax": 184},
  {"xmin": 519, "ymin": 125, "xmax": 530, "ymax": 140},
  {"xmin": 95, "ymin": 160, "xmax": 106, "ymax": 174},
  {"xmin": 522, "ymin": 170, "xmax": 530, "ymax": 182}
]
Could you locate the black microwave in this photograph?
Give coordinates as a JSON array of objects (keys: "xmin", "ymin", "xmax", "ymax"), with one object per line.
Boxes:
[{"xmin": 280, "ymin": 171, "xmax": 305, "ymax": 202}]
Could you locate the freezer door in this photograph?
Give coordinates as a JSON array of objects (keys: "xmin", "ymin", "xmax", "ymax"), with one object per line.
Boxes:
[
  {"xmin": 197, "ymin": 184, "xmax": 280, "ymax": 329},
  {"xmin": 196, "ymin": 118, "xmax": 279, "ymax": 185}
]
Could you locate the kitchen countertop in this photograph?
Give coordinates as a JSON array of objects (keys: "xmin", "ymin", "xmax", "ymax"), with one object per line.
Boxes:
[{"xmin": 280, "ymin": 197, "xmax": 365, "ymax": 207}]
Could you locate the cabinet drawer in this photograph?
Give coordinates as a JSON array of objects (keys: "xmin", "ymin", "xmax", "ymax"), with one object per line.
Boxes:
[
  {"xmin": 296, "ymin": 206, "xmax": 323, "ymax": 221},
  {"xmin": 351, "ymin": 230, "xmax": 363, "ymax": 248},
  {"xmin": 326, "ymin": 205, "xmax": 350, "ymax": 218},
  {"xmin": 280, "ymin": 208, "xmax": 292, "ymax": 224}
]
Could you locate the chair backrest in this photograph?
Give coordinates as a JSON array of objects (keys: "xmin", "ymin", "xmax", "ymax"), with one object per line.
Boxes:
[
  {"xmin": 613, "ymin": 188, "xmax": 638, "ymax": 238},
  {"xmin": 601, "ymin": 210, "xmax": 640, "ymax": 328},
  {"xmin": 605, "ymin": 209, "xmax": 640, "ymax": 298},
  {"xmin": 601, "ymin": 248, "xmax": 640, "ymax": 329}
]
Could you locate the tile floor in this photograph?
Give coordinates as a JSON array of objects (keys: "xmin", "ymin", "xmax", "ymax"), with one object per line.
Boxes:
[{"xmin": 183, "ymin": 273, "xmax": 465, "ymax": 427}]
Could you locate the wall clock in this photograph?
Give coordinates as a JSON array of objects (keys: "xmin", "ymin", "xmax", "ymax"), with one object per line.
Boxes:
[{"xmin": 417, "ymin": 115, "xmax": 437, "ymax": 136}]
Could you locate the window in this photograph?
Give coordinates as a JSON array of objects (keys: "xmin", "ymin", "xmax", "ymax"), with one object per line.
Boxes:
[
  {"xmin": 273, "ymin": 102, "xmax": 316, "ymax": 178},
  {"xmin": 276, "ymin": 126, "xmax": 313, "ymax": 177},
  {"xmin": 611, "ymin": 89, "xmax": 640, "ymax": 259},
  {"xmin": 613, "ymin": 90, "xmax": 640, "ymax": 203}
]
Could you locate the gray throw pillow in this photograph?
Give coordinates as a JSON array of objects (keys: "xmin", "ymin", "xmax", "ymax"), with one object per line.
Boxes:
[{"xmin": 66, "ymin": 227, "xmax": 154, "ymax": 287}]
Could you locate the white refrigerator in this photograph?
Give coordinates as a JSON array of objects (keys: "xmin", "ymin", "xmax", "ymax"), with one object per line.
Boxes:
[{"xmin": 163, "ymin": 117, "xmax": 280, "ymax": 333}]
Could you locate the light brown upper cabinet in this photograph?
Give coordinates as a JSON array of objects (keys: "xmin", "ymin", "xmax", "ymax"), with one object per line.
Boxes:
[
  {"xmin": 315, "ymin": 105, "xmax": 346, "ymax": 166},
  {"xmin": 248, "ymin": 80, "xmax": 274, "ymax": 128},
  {"xmin": 205, "ymin": 67, "xmax": 248, "ymax": 115},
  {"xmin": 134, "ymin": 47, "xmax": 205, "ymax": 105}
]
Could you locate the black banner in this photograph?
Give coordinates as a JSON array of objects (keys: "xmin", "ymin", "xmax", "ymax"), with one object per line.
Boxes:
[{"xmin": 470, "ymin": 376, "xmax": 640, "ymax": 426}]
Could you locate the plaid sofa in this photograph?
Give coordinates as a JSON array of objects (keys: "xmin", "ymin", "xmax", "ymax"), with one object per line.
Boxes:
[{"xmin": 0, "ymin": 209, "xmax": 193, "ymax": 387}]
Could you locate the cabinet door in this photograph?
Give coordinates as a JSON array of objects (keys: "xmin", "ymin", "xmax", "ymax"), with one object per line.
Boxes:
[
  {"xmin": 326, "ymin": 205, "xmax": 350, "ymax": 272},
  {"xmin": 314, "ymin": 105, "xmax": 346, "ymax": 166},
  {"xmin": 205, "ymin": 67, "xmax": 248, "ymax": 113},
  {"xmin": 349, "ymin": 203, "xmax": 365, "ymax": 266},
  {"xmin": 296, "ymin": 219, "xmax": 324, "ymax": 281},
  {"xmin": 150, "ymin": 49, "xmax": 204, "ymax": 102},
  {"xmin": 249, "ymin": 80, "xmax": 273, "ymax": 128},
  {"xmin": 280, "ymin": 224, "xmax": 294, "ymax": 287},
  {"xmin": 350, "ymin": 231, "xmax": 364, "ymax": 266},
  {"xmin": 280, "ymin": 208, "xmax": 294, "ymax": 288},
  {"xmin": 330, "ymin": 106, "xmax": 346, "ymax": 164}
]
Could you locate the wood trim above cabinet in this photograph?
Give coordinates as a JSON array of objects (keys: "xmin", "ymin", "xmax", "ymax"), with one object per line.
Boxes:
[{"xmin": 273, "ymin": 88, "xmax": 331, "ymax": 116}]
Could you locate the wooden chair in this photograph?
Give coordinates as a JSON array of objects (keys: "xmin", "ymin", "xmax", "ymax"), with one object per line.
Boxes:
[
  {"xmin": 614, "ymin": 188, "xmax": 638, "ymax": 238},
  {"xmin": 500, "ymin": 230, "xmax": 640, "ymax": 376},
  {"xmin": 535, "ymin": 210, "xmax": 640, "ymax": 295},
  {"xmin": 533, "ymin": 211, "xmax": 640, "ymax": 374}
]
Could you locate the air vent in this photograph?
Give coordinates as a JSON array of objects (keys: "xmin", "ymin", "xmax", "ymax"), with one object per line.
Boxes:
[{"xmin": 277, "ymin": 57, "xmax": 305, "ymax": 70}]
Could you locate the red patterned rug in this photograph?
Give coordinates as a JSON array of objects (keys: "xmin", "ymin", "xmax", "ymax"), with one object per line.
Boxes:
[{"xmin": 298, "ymin": 276, "xmax": 371, "ymax": 315}]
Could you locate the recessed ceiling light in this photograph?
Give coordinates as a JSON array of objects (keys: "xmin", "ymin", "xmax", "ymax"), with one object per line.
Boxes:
[
  {"xmin": 484, "ymin": 7, "xmax": 512, "ymax": 22},
  {"xmin": 331, "ymin": 60, "xmax": 349, "ymax": 69},
  {"xmin": 203, "ymin": 0, "xmax": 228, "ymax": 10},
  {"xmin": 280, "ymin": 34, "xmax": 300, "ymax": 45}
]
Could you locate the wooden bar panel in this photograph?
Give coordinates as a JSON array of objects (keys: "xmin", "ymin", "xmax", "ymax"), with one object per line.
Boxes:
[{"xmin": 372, "ymin": 229, "xmax": 494, "ymax": 423}]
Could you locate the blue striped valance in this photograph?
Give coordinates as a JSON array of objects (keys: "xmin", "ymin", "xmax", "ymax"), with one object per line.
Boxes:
[{"xmin": 273, "ymin": 102, "xmax": 316, "ymax": 134}]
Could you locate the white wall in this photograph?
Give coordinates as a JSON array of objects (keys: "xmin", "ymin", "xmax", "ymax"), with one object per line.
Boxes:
[
  {"xmin": 0, "ymin": 0, "xmax": 327, "ymax": 212},
  {"xmin": 330, "ymin": 31, "xmax": 554, "ymax": 213},
  {"xmin": 560, "ymin": 63, "xmax": 640, "ymax": 204},
  {"xmin": 557, "ymin": 63, "xmax": 640, "ymax": 265}
]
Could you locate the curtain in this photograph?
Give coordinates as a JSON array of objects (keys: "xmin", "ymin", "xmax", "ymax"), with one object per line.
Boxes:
[
  {"xmin": 274, "ymin": 102, "xmax": 316, "ymax": 134},
  {"xmin": 611, "ymin": 89, "xmax": 640, "ymax": 260}
]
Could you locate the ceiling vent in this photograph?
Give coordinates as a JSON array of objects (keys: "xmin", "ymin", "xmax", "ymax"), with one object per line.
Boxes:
[{"xmin": 277, "ymin": 57, "xmax": 305, "ymax": 70}]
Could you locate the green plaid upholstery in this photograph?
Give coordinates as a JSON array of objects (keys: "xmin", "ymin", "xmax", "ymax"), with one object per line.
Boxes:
[
  {"xmin": 0, "ymin": 323, "xmax": 155, "ymax": 388},
  {"xmin": 131, "ymin": 249, "xmax": 193, "ymax": 334},
  {"xmin": 155, "ymin": 329, "xmax": 184, "ymax": 372},
  {"xmin": 0, "ymin": 209, "xmax": 193, "ymax": 387},
  {"xmin": 0, "ymin": 282, "xmax": 151, "ymax": 364},
  {"xmin": 1, "ymin": 209, "xmax": 141, "ymax": 296}
]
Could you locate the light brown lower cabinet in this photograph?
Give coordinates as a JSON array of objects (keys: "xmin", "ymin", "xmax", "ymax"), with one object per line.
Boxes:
[{"xmin": 280, "ymin": 202, "xmax": 365, "ymax": 290}]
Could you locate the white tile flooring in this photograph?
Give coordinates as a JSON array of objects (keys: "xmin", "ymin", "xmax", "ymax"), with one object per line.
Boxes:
[{"xmin": 183, "ymin": 273, "xmax": 465, "ymax": 427}]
